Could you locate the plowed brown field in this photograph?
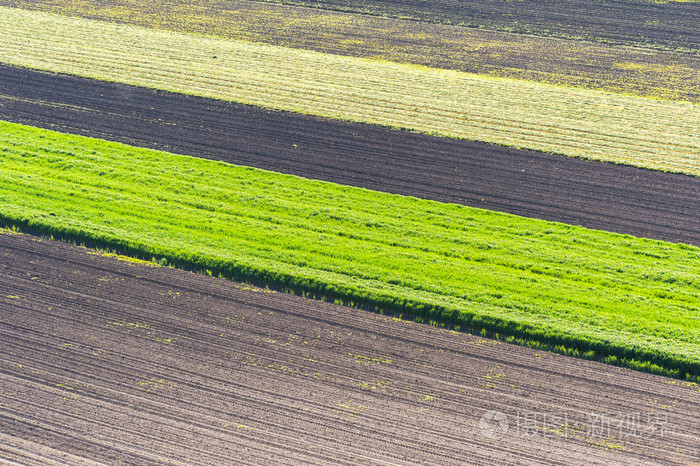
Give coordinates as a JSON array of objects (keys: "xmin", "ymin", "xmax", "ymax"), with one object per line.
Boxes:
[
  {"xmin": 1, "ymin": 65, "xmax": 698, "ymax": 246},
  {"xmin": 1, "ymin": 231, "xmax": 699, "ymax": 464}
]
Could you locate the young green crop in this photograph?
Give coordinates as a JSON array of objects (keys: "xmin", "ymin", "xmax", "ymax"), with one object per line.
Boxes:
[
  {"xmin": 1, "ymin": 7, "xmax": 699, "ymax": 176},
  {"xmin": 1, "ymin": 120, "xmax": 699, "ymax": 378}
]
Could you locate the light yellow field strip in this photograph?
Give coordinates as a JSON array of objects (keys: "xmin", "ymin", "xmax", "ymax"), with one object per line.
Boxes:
[
  {"xmin": 7, "ymin": 0, "xmax": 700, "ymax": 104},
  {"xmin": 1, "ymin": 7, "xmax": 698, "ymax": 174}
]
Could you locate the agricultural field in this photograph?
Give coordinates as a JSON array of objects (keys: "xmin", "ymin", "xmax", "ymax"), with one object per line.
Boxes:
[
  {"xmin": 258, "ymin": 0, "xmax": 700, "ymax": 52},
  {"xmin": 2, "ymin": 7, "xmax": 700, "ymax": 175},
  {"xmin": 249, "ymin": 0, "xmax": 700, "ymax": 52},
  {"xmin": 13, "ymin": 0, "xmax": 696, "ymax": 52},
  {"xmin": 2, "ymin": 231, "xmax": 699, "ymax": 463},
  {"xmin": 1, "ymin": 0, "xmax": 699, "ymax": 462},
  {"xmin": 1, "ymin": 65, "xmax": 698, "ymax": 246},
  {"xmin": 2, "ymin": 121, "xmax": 699, "ymax": 380},
  {"xmin": 4, "ymin": 0, "xmax": 700, "ymax": 102}
]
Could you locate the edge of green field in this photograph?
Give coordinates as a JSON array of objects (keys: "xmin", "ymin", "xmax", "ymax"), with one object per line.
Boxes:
[{"xmin": 2, "ymin": 120, "xmax": 699, "ymax": 381}]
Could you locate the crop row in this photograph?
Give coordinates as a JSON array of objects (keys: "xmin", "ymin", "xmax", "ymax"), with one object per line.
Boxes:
[
  {"xmin": 2, "ymin": 121, "xmax": 699, "ymax": 379},
  {"xmin": 1, "ymin": 7, "xmax": 698, "ymax": 176},
  {"xmin": 5, "ymin": 0, "xmax": 699, "ymax": 102}
]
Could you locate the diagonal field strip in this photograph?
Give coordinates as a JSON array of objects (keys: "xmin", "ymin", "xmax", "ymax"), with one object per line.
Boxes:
[
  {"xmin": 1, "ymin": 7, "xmax": 699, "ymax": 175},
  {"xmin": 246, "ymin": 0, "xmax": 700, "ymax": 53},
  {"xmin": 5, "ymin": 0, "xmax": 700, "ymax": 103},
  {"xmin": 1, "ymin": 121, "xmax": 699, "ymax": 378}
]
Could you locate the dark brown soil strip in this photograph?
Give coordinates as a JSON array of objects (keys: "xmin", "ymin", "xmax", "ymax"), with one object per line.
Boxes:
[
  {"xmin": 2, "ymin": 231, "xmax": 699, "ymax": 464},
  {"xmin": 1, "ymin": 65, "xmax": 698, "ymax": 246}
]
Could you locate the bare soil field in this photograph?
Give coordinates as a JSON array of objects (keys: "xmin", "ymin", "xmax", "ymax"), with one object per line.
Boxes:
[
  {"xmin": 258, "ymin": 0, "xmax": 700, "ymax": 52},
  {"xmin": 1, "ymin": 231, "xmax": 700, "ymax": 464},
  {"xmin": 1, "ymin": 65, "xmax": 698, "ymax": 246},
  {"xmin": 5, "ymin": 0, "xmax": 699, "ymax": 102}
]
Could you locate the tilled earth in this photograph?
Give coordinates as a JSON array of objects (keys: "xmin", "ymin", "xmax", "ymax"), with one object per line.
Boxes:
[
  {"xmin": 1, "ymin": 231, "xmax": 699, "ymax": 464},
  {"xmin": 1, "ymin": 65, "xmax": 698, "ymax": 246}
]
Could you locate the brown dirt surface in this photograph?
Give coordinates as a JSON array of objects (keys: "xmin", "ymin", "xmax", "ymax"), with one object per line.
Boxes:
[
  {"xmin": 253, "ymin": 0, "xmax": 700, "ymax": 52},
  {"xmin": 3, "ymin": 0, "xmax": 699, "ymax": 102},
  {"xmin": 1, "ymin": 231, "xmax": 700, "ymax": 464},
  {"xmin": 1, "ymin": 65, "xmax": 698, "ymax": 246}
]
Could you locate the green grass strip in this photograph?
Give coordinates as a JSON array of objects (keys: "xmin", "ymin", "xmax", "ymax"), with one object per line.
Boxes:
[
  {"xmin": 2, "ymin": 120, "xmax": 699, "ymax": 379},
  {"xmin": 1, "ymin": 7, "xmax": 699, "ymax": 176},
  {"xmin": 5, "ymin": 0, "xmax": 700, "ymax": 103}
]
